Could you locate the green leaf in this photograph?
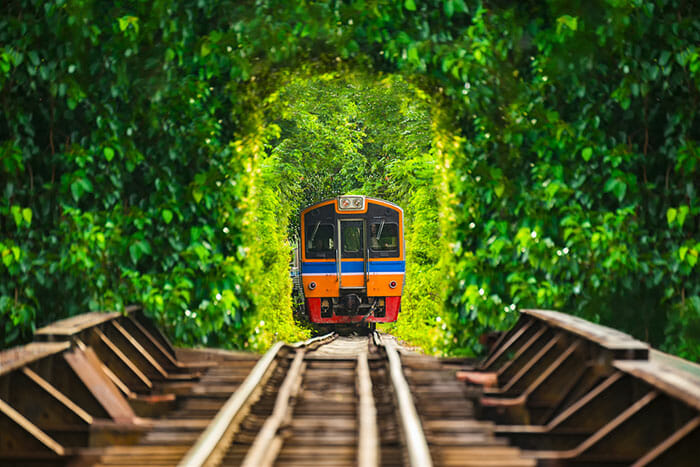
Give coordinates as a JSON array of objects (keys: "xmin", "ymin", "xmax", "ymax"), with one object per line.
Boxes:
[
  {"xmin": 494, "ymin": 183, "xmax": 505, "ymax": 197},
  {"xmin": 404, "ymin": 0, "xmax": 416, "ymax": 11},
  {"xmin": 104, "ymin": 147, "xmax": 115, "ymax": 162},
  {"xmin": 129, "ymin": 243, "xmax": 140, "ymax": 264},
  {"xmin": 193, "ymin": 189, "xmax": 203, "ymax": 204},
  {"xmin": 21, "ymin": 208, "xmax": 32, "ymax": 226},
  {"xmin": 129, "ymin": 240, "xmax": 151, "ymax": 264},
  {"xmin": 581, "ymin": 147, "xmax": 593, "ymax": 161},
  {"xmin": 407, "ymin": 46, "xmax": 419, "ymax": 63},
  {"xmin": 604, "ymin": 178, "xmax": 627, "ymax": 202},
  {"xmin": 444, "ymin": 0, "xmax": 454, "ymax": 17},
  {"xmin": 1, "ymin": 248, "xmax": 12, "ymax": 267},
  {"xmin": 70, "ymin": 178, "xmax": 93, "ymax": 202},
  {"xmin": 10, "ymin": 205, "xmax": 22, "ymax": 227},
  {"xmin": 201, "ymin": 42, "xmax": 211, "ymax": 57},
  {"xmin": 28, "ymin": 51, "xmax": 39, "ymax": 66},
  {"xmin": 117, "ymin": 16, "xmax": 139, "ymax": 33},
  {"xmin": 556, "ymin": 15, "xmax": 578, "ymax": 31},
  {"xmin": 688, "ymin": 249, "xmax": 698, "ymax": 267},
  {"xmin": 162, "ymin": 209, "xmax": 173, "ymax": 224},
  {"xmin": 0, "ymin": 54, "xmax": 10, "ymax": 73},
  {"xmin": 667, "ymin": 207, "xmax": 677, "ymax": 226}
]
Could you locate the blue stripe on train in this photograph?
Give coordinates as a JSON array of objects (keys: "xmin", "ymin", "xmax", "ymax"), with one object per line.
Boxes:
[{"xmin": 302, "ymin": 260, "xmax": 405, "ymax": 274}]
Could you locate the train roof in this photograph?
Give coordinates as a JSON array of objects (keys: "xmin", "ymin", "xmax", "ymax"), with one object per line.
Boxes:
[{"xmin": 300, "ymin": 195, "xmax": 403, "ymax": 215}]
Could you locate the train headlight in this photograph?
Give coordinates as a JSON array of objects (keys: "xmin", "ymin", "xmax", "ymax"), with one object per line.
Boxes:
[
  {"xmin": 308, "ymin": 281, "xmax": 317, "ymax": 290},
  {"xmin": 389, "ymin": 280, "xmax": 397, "ymax": 289}
]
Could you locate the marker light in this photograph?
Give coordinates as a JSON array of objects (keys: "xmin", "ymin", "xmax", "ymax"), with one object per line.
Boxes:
[
  {"xmin": 308, "ymin": 281, "xmax": 317, "ymax": 290},
  {"xmin": 389, "ymin": 280, "xmax": 397, "ymax": 289},
  {"xmin": 338, "ymin": 196, "xmax": 365, "ymax": 211}
]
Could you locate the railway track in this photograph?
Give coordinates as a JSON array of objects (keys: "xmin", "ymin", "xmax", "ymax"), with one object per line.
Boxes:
[
  {"xmin": 179, "ymin": 332, "xmax": 531, "ymax": 467},
  {"xmin": 3, "ymin": 306, "xmax": 700, "ymax": 465}
]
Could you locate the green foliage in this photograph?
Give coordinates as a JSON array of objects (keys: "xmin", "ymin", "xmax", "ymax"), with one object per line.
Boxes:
[
  {"xmin": 253, "ymin": 70, "xmax": 451, "ymax": 352},
  {"xmin": 238, "ymin": 121, "xmax": 310, "ymax": 350},
  {"xmin": 3, "ymin": 0, "xmax": 699, "ymax": 361},
  {"xmin": 1, "ymin": 0, "xmax": 255, "ymax": 347},
  {"xmin": 432, "ymin": 0, "xmax": 700, "ymax": 356}
]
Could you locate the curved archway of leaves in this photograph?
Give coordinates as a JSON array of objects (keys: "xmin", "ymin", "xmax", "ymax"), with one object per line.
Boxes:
[
  {"xmin": 239, "ymin": 68, "xmax": 457, "ymax": 353},
  {"xmin": 2, "ymin": 1, "xmax": 699, "ymax": 359}
]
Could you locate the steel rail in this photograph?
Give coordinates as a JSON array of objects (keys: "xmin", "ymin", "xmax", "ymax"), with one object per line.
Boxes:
[
  {"xmin": 291, "ymin": 331, "xmax": 337, "ymax": 349},
  {"xmin": 357, "ymin": 348, "xmax": 379, "ymax": 467},
  {"xmin": 371, "ymin": 330, "xmax": 382, "ymax": 348},
  {"xmin": 383, "ymin": 337, "xmax": 434, "ymax": 467},
  {"xmin": 241, "ymin": 349, "xmax": 306, "ymax": 467},
  {"xmin": 178, "ymin": 332, "xmax": 335, "ymax": 467}
]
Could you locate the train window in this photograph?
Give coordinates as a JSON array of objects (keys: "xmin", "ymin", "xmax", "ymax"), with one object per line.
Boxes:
[
  {"xmin": 370, "ymin": 222, "xmax": 398, "ymax": 253},
  {"xmin": 306, "ymin": 223, "xmax": 335, "ymax": 259},
  {"xmin": 341, "ymin": 222, "xmax": 364, "ymax": 258}
]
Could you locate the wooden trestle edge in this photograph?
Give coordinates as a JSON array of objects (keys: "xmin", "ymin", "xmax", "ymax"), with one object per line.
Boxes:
[
  {"xmin": 457, "ymin": 308, "xmax": 700, "ymax": 466},
  {"xmin": 0, "ymin": 307, "xmax": 259, "ymax": 466}
]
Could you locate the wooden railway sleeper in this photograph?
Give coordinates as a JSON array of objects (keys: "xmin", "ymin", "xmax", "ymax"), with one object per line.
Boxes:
[{"xmin": 179, "ymin": 332, "xmax": 335, "ymax": 467}]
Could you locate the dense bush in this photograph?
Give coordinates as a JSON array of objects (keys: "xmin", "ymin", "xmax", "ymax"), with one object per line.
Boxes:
[
  {"xmin": 2, "ymin": 0, "xmax": 698, "ymax": 359},
  {"xmin": 0, "ymin": 0, "xmax": 256, "ymax": 346}
]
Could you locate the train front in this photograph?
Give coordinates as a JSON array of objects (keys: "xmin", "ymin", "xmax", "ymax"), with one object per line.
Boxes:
[{"xmin": 300, "ymin": 195, "xmax": 404, "ymax": 324}]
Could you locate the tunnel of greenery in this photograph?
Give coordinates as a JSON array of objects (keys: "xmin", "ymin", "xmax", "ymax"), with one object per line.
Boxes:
[
  {"xmin": 1, "ymin": 1, "xmax": 699, "ymax": 358},
  {"xmin": 242, "ymin": 70, "xmax": 454, "ymax": 352}
]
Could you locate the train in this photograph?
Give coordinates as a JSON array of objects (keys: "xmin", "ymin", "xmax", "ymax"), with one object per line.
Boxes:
[{"xmin": 294, "ymin": 195, "xmax": 405, "ymax": 328}]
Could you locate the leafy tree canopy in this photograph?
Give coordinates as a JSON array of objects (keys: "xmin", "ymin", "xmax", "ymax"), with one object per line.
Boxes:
[{"xmin": 1, "ymin": 0, "xmax": 699, "ymax": 360}]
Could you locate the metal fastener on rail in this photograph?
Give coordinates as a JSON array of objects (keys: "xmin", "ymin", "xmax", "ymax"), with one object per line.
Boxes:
[{"xmin": 383, "ymin": 338, "xmax": 433, "ymax": 467}]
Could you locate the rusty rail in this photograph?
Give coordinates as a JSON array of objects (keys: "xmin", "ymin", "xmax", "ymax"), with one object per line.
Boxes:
[
  {"xmin": 377, "ymin": 333, "xmax": 434, "ymax": 467},
  {"xmin": 240, "ymin": 349, "xmax": 306, "ymax": 467}
]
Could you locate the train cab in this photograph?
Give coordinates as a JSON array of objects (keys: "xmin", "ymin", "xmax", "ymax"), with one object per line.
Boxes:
[{"xmin": 299, "ymin": 195, "xmax": 404, "ymax": 324}]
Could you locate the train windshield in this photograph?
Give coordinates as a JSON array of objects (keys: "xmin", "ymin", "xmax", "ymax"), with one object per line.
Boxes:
[
  {"xmin": 306, "ymin": 223, "xmax": 335, "ymax": 259},
  {"xmin": 341, "ymin": 221, "xmax": 364, "ymax": 258},
  {"xmin": 370, "ymin": 222, "xmax": 398, "ymax": 252}
]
